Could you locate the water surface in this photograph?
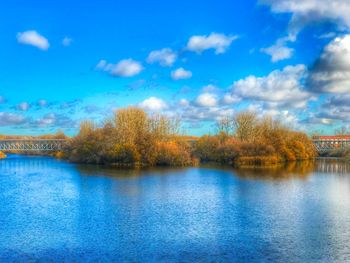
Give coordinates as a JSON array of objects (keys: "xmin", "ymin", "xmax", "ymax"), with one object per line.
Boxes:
[{"xmin": 1, "ymin": 155, "xmax": 350, "ymax": 262}]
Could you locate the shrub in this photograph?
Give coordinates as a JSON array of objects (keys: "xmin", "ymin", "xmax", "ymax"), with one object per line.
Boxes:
[
  {"xmin": 236, "ymin": 156, "xmax": 280, "ymax": 166},
  {"xmin": 0, "ymin": 151, "xmax": 6, "ymax": 159},
  {"xmin": 64, "ymin": 107, "xmax": 187, "ymax": 167},
  {"xmin": 155, "ymin": 141, "xmax": 192, "ymax": 166},
  {"xmin": 239, "ymin": 142, "xmax": 275, "ymax": 157},
  {"xmin": 110, "ymin": 143, "xmax": 141, "ymax": 165},
  {"xmin": 194, "ymin": 135, "xmax": 220, "ymax": 162},
  {"xmin": 215, "ymin": 137, "xmax": 240, "ymax": 164},
  {"xmin": 54, "ymin": 151, "xmax": 65, "ymax": 159}
]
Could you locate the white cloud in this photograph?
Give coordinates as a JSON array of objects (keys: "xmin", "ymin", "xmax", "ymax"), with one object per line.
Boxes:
[
  {"xmin": 181, "ymin": 105, "xmax": 235, "ymax": 122},
  {"xmin": 138, "ymin": 97, "xmax": 168, "ymax": 111},
  {"xmin": 179, "ymin": 98, "xmax": 190, "ymax": 107},
  {"xmin": 311, "ymin": 94, "xmax": 350, "ymax": 123},
  {"xmin": 233, "ymin": 64, "xmax": 311, "ymax": 109},
  {"xmin": 95, "ymin": 60, "xmax": 108, "ymax": 70},
  {"xmin": 171, "ymin": 67, "xmax": 192, "ymax": 80},
  {"xmin": 96, "ymin": 59, "xmax": 143, "ymax": 77},
  {"xmin": 0, "ymin": 112, "xmax": 26, "ymax": 126},
  {"xmin": 202, "ymin": 84, "xmax": 219, "ymax": 92},
  {"xmin": 111, "ymin": 59, "xmax": 143, "ymax": 77},
  {"xmin": 186, "ymin": 33, "xmax": 238, "ymax": 54},
  {"xmin": 195, "ymin": 93, "xmax": 218, "ymax": 107},
  {"xmin": 260, "ymin": 0, "xmax": 350, "ymax": 35},
  {"xmin": 309, "ymin": 34, "xmax": 350, "ymax": 93},
  {"xmin": 17, "ymin": 30, "xmax": 49, "ymax": 50},
  {"xmin": 318, "ymin": 32, "xmax": 337, "ymax": 39},
  {"xmin": 37, "ymin": 113, "xmax": 56, "ymax": 126},
  {"xmin": 147, "ymin": 48, "xmax": 177, "ymax": 67},
  {"xmin": 222, "ymin": 93, "xmax": 241, "ymax": 104},
  {"xmin": 34, "ymin": 113, "xmax": 76, "ymax": 128},
  {"xmin": 261, "ymin": 38, "xmax": 294, "ymax": 62},
  {"xmin": 62, "ymin": 37, "xmax": 73, "ymax": 46},
  {"xmin": 16, "ymin": 102, "xmax": 30, "ymax": 111}
]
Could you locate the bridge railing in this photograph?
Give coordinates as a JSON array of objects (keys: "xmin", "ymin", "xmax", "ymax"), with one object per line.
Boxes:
[
  {"xmin": 312, "ymin": 137, "xmax": 350, "ymax": 153},
  {"xmin": 0, "ymin": 139, "xmax": 67, "ymax": 151}
]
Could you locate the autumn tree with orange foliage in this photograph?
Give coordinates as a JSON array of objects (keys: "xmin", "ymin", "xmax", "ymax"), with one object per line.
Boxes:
[
  {"xmin": 194, "ymin": 111, "xmax": 316, "ymax": 166},
  {"xmin": 65, "ymin": 108, "xmax": 316, "ymax": 167},
  {"xmin": 65, "ymin": 107, "xmax": 193, "ymax": 166}
]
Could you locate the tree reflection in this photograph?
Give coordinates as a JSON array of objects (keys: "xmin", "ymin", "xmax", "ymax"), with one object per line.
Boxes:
[
  {"xmin": 75, "ymin": 164, "xmax": 189, "ymax": 179},
  {"xmin": 233, "ymin": 161, "xmax": 316, "ymax": 180}
]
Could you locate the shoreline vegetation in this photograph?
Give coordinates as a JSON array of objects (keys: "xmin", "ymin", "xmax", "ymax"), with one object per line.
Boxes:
[
  {"xmin": 320, "ymin": 147, "xmax": 350, "ymax": 162},
  {"xmin": 1, "ymin": 107, "xmax": 319, "ymax": 167},
  {"xmin": 63, "ymin": 107, "xmax": 317, "ymax": 167},
  {"xmin": 0, "ymin": 151, "xmax": 6, "ymax": 159}
]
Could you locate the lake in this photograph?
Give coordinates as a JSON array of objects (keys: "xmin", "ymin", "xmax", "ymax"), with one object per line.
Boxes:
[{"xmin": 1, "ymin": 155, "xmax": 350, "ymax": 262}]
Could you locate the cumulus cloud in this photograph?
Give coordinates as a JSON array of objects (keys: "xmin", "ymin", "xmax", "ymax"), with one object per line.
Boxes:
[
  {"xmin": 313, "ymin": 94, "xmax": 350, "ymax": 123},
  {"xmin": 186, "ymin": 33, "xmax": 238, "ymax": 54},
  {"xmin": 242, "ymin": 101, "xmax": 300, "ymax": 126},
  {"xmin": 178, "ymin": 98, "xmax": 190, "ymax": 107},
  {"xmin": 264, "ymin": 109, "xmax": 299, "ymax": 125},
  {"xmin": 169, "ymin": 85, "xmax": 244, "ymax": 122},
  {"xmin": 138, "ymin": 97, "xmax": 168, "ymax": 111},
  {"xmin": 16, "ymin": 102, "xmax": 30, "ymax": 111},
  {"xmin": 17, "ymin": 30, "xmax": 49, "ymax": 50},
  {"xmin": 62, "ymin": 37, "xmax": 73, "ymax": 46},
  {"xmin": 222, "ymin": 93, "xmax": 241, "ymax": 105},
  {"xmin": 171, "ymin": 67, "xmax": 192, "ymax": 80},
  {"xmin": 147, "ymin": 48, "xmax": 177, "ymax": 67},
  {"xmin": 34, "ymin": 113, "xmax": 77, "ymax": 128},
  {"xmin": 195, "ymin": 93, "xmax": 218, "ymax": 107},
  {"xmin": 0, "ymin": 112, "xmax": 27, "ymax": 126},
  {"xmin": 308, "ymin": 35, "xmax": 350, "ymax": 93},
  {"xmin": 260, "ymin": 0, "xmax": 350, "ymax": 36},
  {"xmin": 233, "ymin": 64, "xmax": 311, "ymax": 109},
  {"xmin": 96, "ymin": 59, "xmax": 143, "ymax": 77},
  {"xmin": 181, "ymin": 105, "xmax": 235, "ymax": 122},
  {"xmin": 111, "ymin": 59, "xmax": 143, "ymax": 77},
  {"xmin": 201, "ymin": 84, "xmax": 219, "ymax": 92},
  {"xmin": 261, "ymin": 37, "xmax": 294, "ymax": 62}
]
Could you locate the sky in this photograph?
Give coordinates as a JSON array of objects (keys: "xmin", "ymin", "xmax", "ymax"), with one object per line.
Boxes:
[{"xmin": 1, "ymin": 0, "xmax": 350, "ymax": 136}]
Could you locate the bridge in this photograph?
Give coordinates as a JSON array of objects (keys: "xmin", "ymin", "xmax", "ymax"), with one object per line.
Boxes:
[
  {"xmin": 312, "ymin": 135, "xmax": 350, "ymax": 153},
  {"xmin": 0, "ymin": 139, "xmax": 66, "ymax": 151}
]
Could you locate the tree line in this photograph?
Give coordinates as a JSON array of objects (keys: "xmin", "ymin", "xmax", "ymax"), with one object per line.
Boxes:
[{"xmin": 61, "ymin": 107, "xmax": 317, "ymax": 167}]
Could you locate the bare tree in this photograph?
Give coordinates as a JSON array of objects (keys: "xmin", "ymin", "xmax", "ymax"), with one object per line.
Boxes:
[
  {"xmin": 216, "ymin": 116, "xmax": 234, "ymax": 135},
  {"xmin": 233, "ymin": 111, "xmax": 258, "ymax": 142}
]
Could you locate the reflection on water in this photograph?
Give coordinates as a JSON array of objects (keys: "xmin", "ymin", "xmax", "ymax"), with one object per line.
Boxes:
[
  {"xmin": 315, "ymin": 158, "xmax": 350, "ymax": 174},
  {"xmin": 1, "ymin": 155, "xmax": 350, "ymax": 262},
  {"xmin": 233, "ymin": 161, "xmax": 316, "ymax": 180}
]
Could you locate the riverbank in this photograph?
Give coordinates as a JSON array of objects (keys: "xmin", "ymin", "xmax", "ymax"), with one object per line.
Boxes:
[{"xmin": 319, "ymin": 147, "xmax": 350, "ymax": 162}]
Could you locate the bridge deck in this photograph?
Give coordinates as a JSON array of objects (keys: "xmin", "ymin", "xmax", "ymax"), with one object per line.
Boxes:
[{"xmin": 312, "ymin": 135, "xmax": 350, "ymax": 153}]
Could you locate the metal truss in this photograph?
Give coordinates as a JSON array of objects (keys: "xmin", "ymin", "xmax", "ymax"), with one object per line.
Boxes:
[{"xmin": 0, "ymin": 139, "xmax": 66, "ymax": 151}]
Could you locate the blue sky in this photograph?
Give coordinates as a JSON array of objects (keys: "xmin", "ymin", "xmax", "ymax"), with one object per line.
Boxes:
[{"xmin": 1, "ymin": 0, "xmax": 350, "ymax": 136}]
